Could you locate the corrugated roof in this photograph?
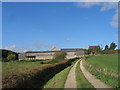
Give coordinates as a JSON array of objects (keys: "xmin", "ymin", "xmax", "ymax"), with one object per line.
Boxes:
[{"xmin": 26, "ymin": 48, "xmax": 85, "ymax": 53}]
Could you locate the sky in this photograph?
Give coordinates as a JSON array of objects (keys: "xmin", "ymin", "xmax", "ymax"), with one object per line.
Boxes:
[{"xmin": 2, "ymin": 2, "xmax": 118, "ymax": 52}]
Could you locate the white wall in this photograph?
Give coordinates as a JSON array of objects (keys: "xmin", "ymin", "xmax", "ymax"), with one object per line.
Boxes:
[{"xmin": 26, "ymin": 50, "xmax": 84, "ymax": 60}]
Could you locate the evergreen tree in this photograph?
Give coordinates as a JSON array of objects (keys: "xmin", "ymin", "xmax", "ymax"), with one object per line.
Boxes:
[
  {"xmin": 109, "ymin": 42, "xmax": 117, "ymax": 50},
  {"xmin": 105, "ymin": 45, "xmax": 109, "ymax": 50}
]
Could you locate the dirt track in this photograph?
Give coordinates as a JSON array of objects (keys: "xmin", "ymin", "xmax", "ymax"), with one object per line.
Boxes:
[
  {"xmin": 80, "ymin": 60, "xmax": 111, "ymax": 88},
  {"xmin": 64, "ymin": 60, "xmax": 80, "ymax": 88}
]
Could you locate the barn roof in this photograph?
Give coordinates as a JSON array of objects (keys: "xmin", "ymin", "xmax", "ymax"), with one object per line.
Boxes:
[
  {"xmin": 89, "ymin": 46, "xmax": 100, "ymax": 49},
  {"xmin": 26, "ymin": 48, "xmax": 85, "ymax": 53}
]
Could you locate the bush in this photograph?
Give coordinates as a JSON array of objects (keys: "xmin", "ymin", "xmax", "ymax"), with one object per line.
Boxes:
[
  {"xmin": 53, "ymin": 52, "xmax": 67, "ymax": 61},
  {"xmin": 7, "ymin": 54, "xmax": 16, "ymax": 61},
  {"xmin": 40, "ymin": 62, "xmax": 44, "ymax": 64},
  {"xmin": 2, "ymin": 58, "xmax": 9, "ymax": 62},
  {"xmin": 1, "ymin": 49, "xmax": 18, "ymax": 62},
  {"xmin": 102, "ymin": 50, "xmax": 118, "ymax": 54}
]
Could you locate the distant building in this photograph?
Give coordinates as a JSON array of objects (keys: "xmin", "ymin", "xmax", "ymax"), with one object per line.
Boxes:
[
  {"xmin": 89, "ymin": 46, "xmax": 100, "ymax": 50},
  {"xmin": 18, "ymin": 53, "xmax": 26, "ymax": 60},
  {"xmin": 89, "ymin": 46, "xmax": 100, "ymax": 55},
  {"xmin": 51, "ymin": 45, "xmax": 60, "ymax": 51},
  {"xmin": 19, "ymin": 48, "xmax": 85, "ymax": 60}
]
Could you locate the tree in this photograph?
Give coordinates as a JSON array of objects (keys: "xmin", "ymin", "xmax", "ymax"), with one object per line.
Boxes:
[
  {"xmin": 53, "ymin": 52, "xmax": 67, "ymax": 61},
  {"xmin": 94, "ymin": 47, "xmax": 102, "ymax": 54},
  {"xmin": 8, "ymin": 52, "xmax": 14, "ymax": 56},
  {"xmin": 7, "ymin": 54, "xmax": 16, "ymax": 61},
  {"xmin": 1, "ymin": 49, "xmax": 18, "ymax": 62},
  {"xmin": 85, "ymin": 49, "xmax": 92, "ymax": 55},
  {"xmin": 109, "ymin": 42, "xmax": 117, "ymax": 50},
  {"xmin": 105, "ymin": 45, "xmax": 109, "ymax": 50}
]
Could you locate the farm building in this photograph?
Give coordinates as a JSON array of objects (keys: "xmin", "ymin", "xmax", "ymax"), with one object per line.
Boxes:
[
  {"xmin": 89, "ymin": 46, "xmax": 100, "ymax": 50},
  {"xmin": 19, "ymin": 48, "xmax": 85, "ymax": 60},
  {"xmin": 89, "ymin": 45, "xmax": 100, "ymax": 55}
]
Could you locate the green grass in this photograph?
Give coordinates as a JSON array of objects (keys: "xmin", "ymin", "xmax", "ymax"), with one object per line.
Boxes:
[
  {"xmin": 85, "ymin": 54, "xmax": 118, "ymax": 88},
  {"xmin": 85, "ymin": 64, "xmax": 118, "ymax": 88},
  {"xmin": 43, "ymin": 59, "xmax": 78, "ymax": 88},
  {"xmin": 86, "ymin": 54, "xmax": 118, "ymax": 73},
  {"xmin": 76, "ymin": 61, "xmax": 94, "ymax": 88},
  {"xmin": 2, "ymin": 59, "xmax": 51, "ymax": 76}
]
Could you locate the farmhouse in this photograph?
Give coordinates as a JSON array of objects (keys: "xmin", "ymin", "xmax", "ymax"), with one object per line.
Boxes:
[
  {"xmin": 19, "ymin": 47, "xmax": 85, "ymax": 60},
  {"xmin": 89, "ymin": 45, "xmax": 100, "ymax": 55},
  {"xmin": 89, "ymin": 46, "xmax": 100, "ymax": 49}
]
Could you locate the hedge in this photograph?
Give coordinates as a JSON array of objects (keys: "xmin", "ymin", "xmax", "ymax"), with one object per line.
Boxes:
[{"xmin": 2, "ymin": 58, "xmax": 77, "ymax": 89}]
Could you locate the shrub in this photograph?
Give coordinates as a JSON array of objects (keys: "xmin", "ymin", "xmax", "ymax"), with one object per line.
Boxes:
[
  {"xmin": 1, "ymin": 49, "xmax": 18, "ymax": 62},
  {"xmin": 7, "ymin": 54, "xmax": 16, "ymax": 61},
  {"xmin": 102, "ymin": 50, "xmax": 118, "ymax": 54},
  {"xmin": 1, "ymin": 58, "xmax": 9, "ymax": 62},
  {"xmin": 40, "ymin": 62, "xmax": 44, "ymax": 64},
  {"xmin": 53, "ymin": 51, "xmax": 67, "ymax": 61}
]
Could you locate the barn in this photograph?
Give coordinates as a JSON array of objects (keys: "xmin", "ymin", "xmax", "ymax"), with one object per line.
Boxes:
[{"xmin": 19, "ymin": 48, "xmax": 85, "ymax": 60}]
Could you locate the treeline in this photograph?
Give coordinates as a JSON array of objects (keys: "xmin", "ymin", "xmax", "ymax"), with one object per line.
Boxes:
[
  {"xmin": 85, "ymin": 42, "xmax": 118, "ymax": 55},
  {"xmin": 102, "ymin": 42, "xmax": 118, "ymax": 54},
  {"xmin": 0, "ymin": 49, "xmax": 18, "ymax": 62}
]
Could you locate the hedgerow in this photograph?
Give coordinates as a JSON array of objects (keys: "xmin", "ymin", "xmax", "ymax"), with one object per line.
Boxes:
[{"xmin": 2, "ymin": 58, "xmax": 76, "ymax": 89}]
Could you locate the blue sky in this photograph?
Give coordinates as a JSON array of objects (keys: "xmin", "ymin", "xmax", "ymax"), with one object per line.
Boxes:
[{"xmin": 2, "ymin": 2, "xmax": 118, "ymax": 52}]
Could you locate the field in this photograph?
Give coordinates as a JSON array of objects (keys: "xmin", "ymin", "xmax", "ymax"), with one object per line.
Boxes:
[
  {"xmin": 85, "ymin": 54, "xmax": 118, "ymax": 88},
  {"xmin": 43, "ymin": 59, "xmax": 78, "ymax": 88},
  {"xmin": 2, "ymin": 59, "xmax": 52, "ymax": 76},
  {"xmin": 75, "ymin": 60, "xmax": 94, "ymax": 88},
  {"xmin": 86, "ymin": 54, "xmax": 118, "ymax": 73}
]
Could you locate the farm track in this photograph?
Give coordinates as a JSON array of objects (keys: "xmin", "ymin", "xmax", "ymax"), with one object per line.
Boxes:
[
  {"xmin": 64, "ymin": 60, "xmax": 80, "ymax": 88},
  {"xmin": 80, "ymin": 60, "xmax": 112, "ymax": 89}
]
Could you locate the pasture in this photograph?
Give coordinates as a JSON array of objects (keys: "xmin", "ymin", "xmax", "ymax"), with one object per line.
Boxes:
[
  {"xmin": 85, "ymin": 54, "xmax": 118, "ymax": 88},
  {"xmin": 2, "ymin": 59, "xmax": 52, "ymax": 76},
  {"xmin": 86, "ymin": 54, "xmax": 118, "ymax": 73}
]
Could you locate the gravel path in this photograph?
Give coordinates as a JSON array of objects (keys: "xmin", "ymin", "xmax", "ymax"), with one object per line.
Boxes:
[
  {"xmin": 80, "ymin": 60, "xmax": 111, "ymax": 89},
  {"xmin": 64, "ymin": 60, "xmax": 80, "ymax": 88}
]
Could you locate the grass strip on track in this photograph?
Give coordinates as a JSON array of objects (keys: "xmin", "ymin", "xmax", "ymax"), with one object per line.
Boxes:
[
  {"xmin": 76, "ymin": 60, "xmax": 94, "ymax": 88},
  {"xmin": 43, "ymin": 59, "xmax": 78, "ymax": 88}
]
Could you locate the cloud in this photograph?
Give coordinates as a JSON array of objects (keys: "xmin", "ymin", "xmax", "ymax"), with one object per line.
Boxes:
[
  {"xmin": 2, "ymin": 45, "xmax": 18, "ymax": 52},
  {"xmin": 2, "ymin": 42, "xmax": 54, "ymax": 52},
  {"xmin": 100, "ymin": 2, "xmax": 117, "ymax": 11},
  {"xmin": 112, "ymin": 11, "xmax": 118, "ymax": 21},
  {"xmin": 66, "ymin": 38, "xmax": 73, "ymax": 41},
  {"xmin": 110, "ymin": 21, "xmax": 118, "ymax": 27},
  {"xmin": 75, "ymin": 2, "xmax": 101, "ymax": 8},
  {"xmin": 5, "ymin": 45, "xmax": 17, "ymax": 50},
  {"xmin": 75, "ymin": 2, "xmax": 117, "ymax": 10},
  {"xmin": 2, "ymin": 45, "xmax": 31, "ymax": 52},
  {"xmin": 110, "ymin": 9, "xmax": 119, "ymax": 28},
  {"xmin": 75, "ymin": 2, "xmax": 118, "ymax": 28}
]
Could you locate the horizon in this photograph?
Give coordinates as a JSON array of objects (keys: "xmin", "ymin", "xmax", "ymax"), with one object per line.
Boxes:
[{"xmin": 2, "ymin": 2, "xmax": 118, "ymax": 52}]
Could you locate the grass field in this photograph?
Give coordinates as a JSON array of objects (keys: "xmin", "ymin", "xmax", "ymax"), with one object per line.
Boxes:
[
  {"xmin": 86, "ymin": 54, "xmax": 118, "ymax": 73},
  {"xmin": 75, "ymin": 60, "xmax": 94, "ymax": 88},
  {"xmin": 2, "ymin": 60, "xmax": 52, "ymax": 76},
  {"xmin": 85, "ymin": 54, "xmax": 118, "ymax": 88},
  {"xmin": 43, "ymin": 59, "xmax": 78, "ymax": 88}
]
